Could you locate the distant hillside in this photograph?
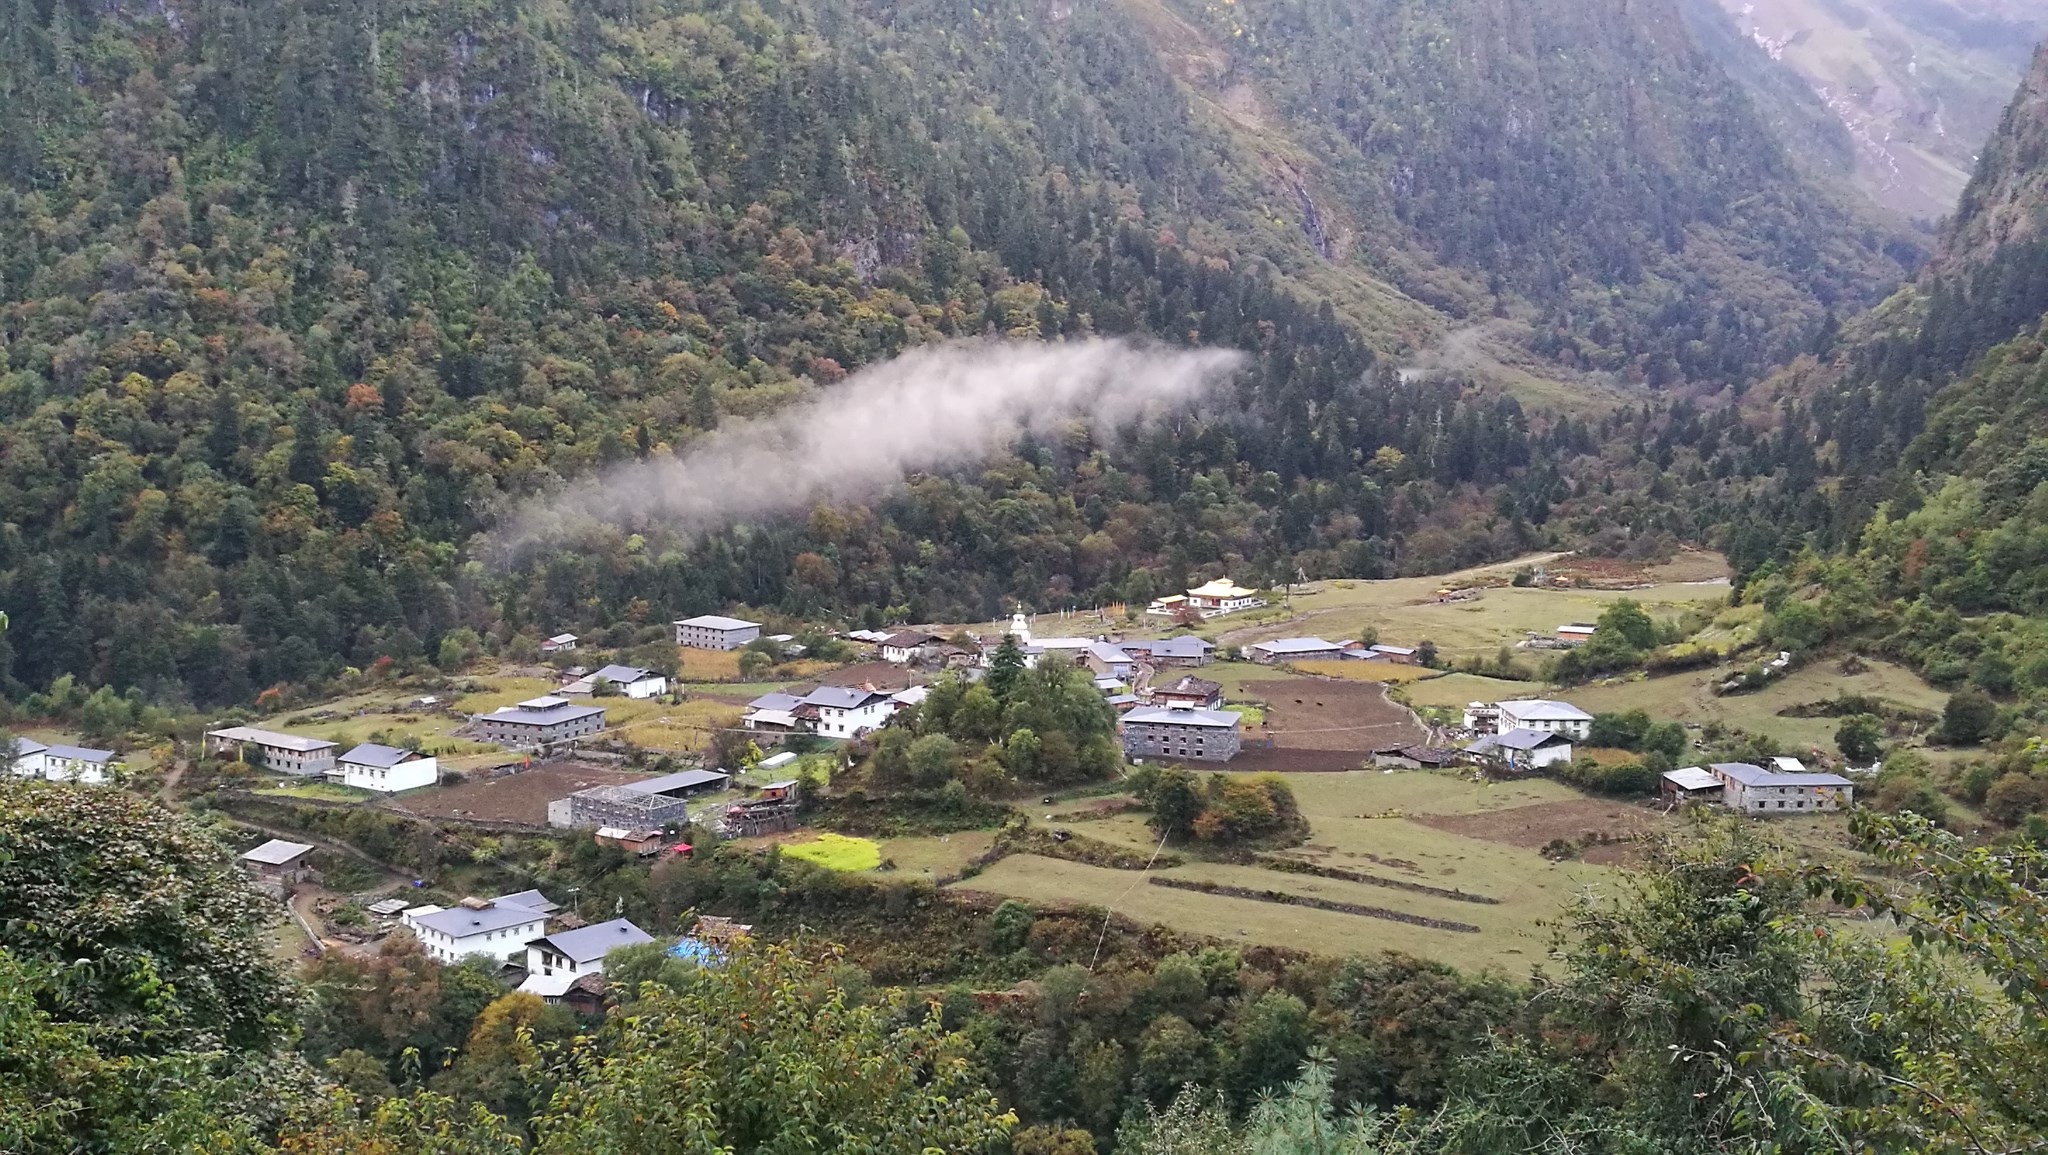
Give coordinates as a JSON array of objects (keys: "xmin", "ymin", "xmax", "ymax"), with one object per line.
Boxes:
[
  {"xmin": 1707, "ymin": 44, "xmax": 2048, "ymax": 697},
  {"xmin": 1148, "ymin": 0, "xmax": 1917, "ymax": 389},
  {"xmin": 0, "ymin": 0, "xmax": 1915, "ymax": 707},
  {"xmin": 1688, "ymin": 0, "xmax": 2047, "ymax": 220}
]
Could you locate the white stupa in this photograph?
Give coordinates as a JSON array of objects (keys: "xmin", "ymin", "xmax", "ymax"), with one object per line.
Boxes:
[{"xmin": 1008, "ymin": 609, "xmax": 1032, "ymax": 646}]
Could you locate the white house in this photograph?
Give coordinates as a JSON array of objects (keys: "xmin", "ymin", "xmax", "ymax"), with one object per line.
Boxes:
[
  {"xmin": 541, "ymin": 633, "xmax": 579, "ymax": 654},
  {"xmin": 204, "ymin": 726, "xmax": 338, "ymax": 776},
  {"xmin": 1147, "ymin": 578, "xmax": 1263, "ymax": 617},
  {"xmin": 1495, "ymin": 700, "xmax": 1594, "ymax": 740},
  {"xmin": 1464, "ymin": 727, "xmax": 1574, "ymax": 772},
  {"xmin": 1461, "ymin": 702, "xmax": 1502, "ymax": 734},
  {"xmin": 333, "ymin": 743, "xmax": 439, "ymax": 792},
  {"xmin": 518, "ymin": 918, "xmax": 656, "ymax": 1000},
  {"xmin": 794, "ymin": 686, "xmax": 895, "ymax": 738},
  {"xmin": 9, "ymin": 738, "xmax": 120, "ymax": 784},
  {"xmin": 1709, "ymin": 762, "xmax": 1855, "ymax": 815},
  {"xmin": 587, "ymin": 664, "xmax": 669, "ymax": 699},
  {"xmin": 880, "ymin": 630, "xmax": 943, "ymax": 664},
  {"xmin": 674, "ymin": 615, "xmax": 762, "ymax": 651},
  {"xmin": 403, "ymin": 893, "xmax": 551, "ymax": 965}
]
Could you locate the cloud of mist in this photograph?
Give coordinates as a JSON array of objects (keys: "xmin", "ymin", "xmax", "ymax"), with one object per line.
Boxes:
[{"xmin": 492, "ymin": 337, "xmax": 1247, "ymax": 555}]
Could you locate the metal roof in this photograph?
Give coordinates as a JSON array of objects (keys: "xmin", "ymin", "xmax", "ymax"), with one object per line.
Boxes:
[
  {"xmin": 801, "ymin": 686, "xmax": 889, "ymax": 710},
  {"xmin": 530, "ymin": 917, "xmax": 655, "ymax": 964},
  {"xmin": 495, "ymin": 889, "xmax": 560, "ymax": 914},
  {"xmin": 1160, "ymin": 675, "xmax": 1222, "ymax": 697},
  {"xmin": 410, "ymin": 900, "xmax": 549, "ymax": 938},
  {"xmin": 1664, "ymin": 766, "xmax": 1723, "ymax": 791},
  {"xmin": 592, "ymin": 664, "xmax": 660, "ymax": 684},
  {"xmin": 339, "ymin": 743, "xmax": 416, "ymax": 768},
  {"xmin": 207, "ymin": 726, "xmax": 336, "ymax": 753},
  {"xmin": 1123, "ymin": 706, "xmax": 1242, "ymax": 728},
  {"xmin": 10, "ymin": 737, "xmax": 49, "ymax": 756},
  {"xmin": 1490, "ymin": 727, "xmax": 1572, "ymax": 751},
  {"xmin": 1250, "ymin": 637, "xmax": 1343, "ymax": 654},
  {"xmin": 1124, "ymin": 636, "xmax": 1215, "ymax": 657},
  {"xmin": 626, "ymin": 769, "xmax": 730, "ymax": 795},
  {"xmin": 240, "ymin": 838, "xmax": 315, "ymax": 865},
  {"xmin": 43, "ymin": 743, "xmax": 116, "ymax": 763},
  {"xmin": 746, "ymin": 691, "xmax": 804, "ymax": 712},
  {"xmin": 1498, "ymin": 699, "xmax": 1594, "ymax": 721},
  {"xmin": 1710, "ymin": 762, "xmax": 1854, "ymax": 787},
  {"xmin": 675, "ymin": 614, "xmax": 761, "ymax": 631},
  {"xmin": 483, "ymin": 701, "xmax": 606, "ymax": 727}
]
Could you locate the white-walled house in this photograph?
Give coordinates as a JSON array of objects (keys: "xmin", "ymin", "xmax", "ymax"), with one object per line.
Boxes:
[
  {"xmin": 518, "ymin": 918, "xmax": 656, "ymax": 1000},
  {"xmin": 1495, "ymin": 700, "xmax": 1594, "ymax": 740},
  {"xmin": 402, "ymin": 893, "xmax": 551, "ymax": 965},
  {"xmin": 333, "ymin": 743, "xmax": 439, "ymax": 792},
  {"xmin": 794, "ymin": 686, "xmax": 896, "ymax": 738},
  {"xmin": 590, "ymin": 664, "xmax": 669, "ymax": 699},
  {"xmin": 8, "ymin": 741, "xmax": 118, "ymax": 786},
  {"xmin": 1464, "ymin": 728, "xmax": 1574, "ymax": 772},
  {"xmin": 9, "ymin": 738, "xmax": 120, "ymax": 784}
]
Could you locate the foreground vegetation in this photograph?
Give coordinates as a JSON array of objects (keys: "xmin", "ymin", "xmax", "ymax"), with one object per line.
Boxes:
[{"xmin": 12, "ymin": 775, "xmax": 2048, "ymax": 1153}]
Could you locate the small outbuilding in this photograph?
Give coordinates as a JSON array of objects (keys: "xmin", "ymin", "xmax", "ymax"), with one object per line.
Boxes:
[{"xmin": 239, "ymin": 839, "xmax": 317, "ymax": 890}]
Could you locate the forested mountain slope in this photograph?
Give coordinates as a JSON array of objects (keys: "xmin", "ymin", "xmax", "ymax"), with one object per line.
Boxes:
[
  {"xmin": 0, "ymin": 0, "xmax": 1908, "ymax": 707},
  {"xmin": 1711, "ymin": 44, "xmax": 2048, "ymax": 701},
  {"xmin": 1164, "ymin": 0, "xmax": 1916, "ymax": 387}
]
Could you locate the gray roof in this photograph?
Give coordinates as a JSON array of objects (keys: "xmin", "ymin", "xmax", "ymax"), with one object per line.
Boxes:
[
  {"xmin": 1105, "ymin": 694, "xmax": 1141, "ymax": 706},
  {"xmin": 411, "ymin": 900, "xmax": 550, "ymax": 938},
  {"xmin": 530, "ymin": 917, "xmax": 655, "ymax": 964},
  {"xmin": 1160, "ymin": 675, "xmax": 1222, "ymax": 697},
  {"xmin": 676, "ymin": 614, "xmax": 760, "ymax": 631},
  {"xmin": 1710, "ymin": 762, "xmax": 1854, "ymax": 788},
  {"xmin": 9, "ymin": 737, "xmax": 48, "ymax": 756},
  {"xmin": 1664, "ymin": 767, "xmax": 1723, "ymax": 791},
  {"xmin": 572, "ymin": 784, "xmax": 683, "ymax": 808},
  {"xmin": 1125, "ymin": 637, "xmax": 1215, "ymax": 658},
  {"xmin": 1250, "ymin": 637, "xmax": 1344, "ymax": 654},
  {"xmin": 340, "ymin": 742, "xmax": 416, "ymax": 768},
  {"xmin": 802, "ymin": 686, "xmax": 889, "ymax": 710},
  {"xmin": 1087, "ymin": 642, "xmax": 1134, "ymax": 663},
  {"xmin": 747, "ymin": 691, "xmax": 805, "ymax": 712},
  {"xmin": 1490, "ymin": 727, "xmax": 1572, "ymax": 751},
  {"xmin": 1123, "ymin": 706, "xmax": 1242, "ymax": 729},
  {"xmin": 495, "ymin": 889, "xmax": 560, "ymax": 914},
  {"xmin": 592, "ymin": 664, "xmax": 660, "ymax": 684},
  {"xmin": 241, "ymin": 838, "xmax": 315, "ymax": 865},
  {"xmin": 626, "ymin": 769, "xmax": 730, "ymax": 795},
  {"xmin": 481, "ymin": 701, "xmax": 606, "ymax": 727},
  {"xmin": 207, "ymin": 726, "xmax": 336, "ymax": 753},
  {"xmin": 1369, "ymin": 644, "xmax": 1418, "ymax": 655},
  {"xmin": 44, "ymin": 743, "xmax": 116, "ymax": 763},
  {"xmin": 1498, "ymin": 699, "xmax": 1594, "ymax": 722}
]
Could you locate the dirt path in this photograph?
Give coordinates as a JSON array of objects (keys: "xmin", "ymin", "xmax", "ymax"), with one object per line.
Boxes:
[{"xmin": 157, "ymin": 758, "xmax": 187, "ymax": 803}]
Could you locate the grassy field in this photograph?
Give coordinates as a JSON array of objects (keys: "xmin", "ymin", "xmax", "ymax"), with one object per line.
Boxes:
[
  {"xmin": 1569, "ymin": 658, "xmax": 1949, "ymax": 758},
  {"xmin": 1291, "ymin": 660, "xmax": 1438, "ymax": 682},
  {"xmin": 783, "ymin": 833, "xmax": 884, "ymax": 871},
  {"xmin": 1396, "ymin": 673, "xmax": 1536, "ymax": 708},
  {"xmin": 876, "ymin": 831, "xmax": 996, "ymax": 878},
  {"xmin": 253, "ymin": 779, "xmax": 376, "ymax": 803},
  {"xmin": 965, "ymin": 769, "xmax": 1654, "ymax": 972},
  {"xmin": 1223, "ymin": 555, "xmax": 1731, "ymax": 663}
]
